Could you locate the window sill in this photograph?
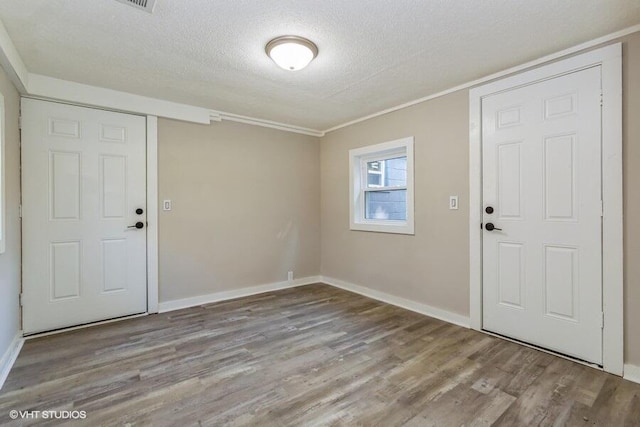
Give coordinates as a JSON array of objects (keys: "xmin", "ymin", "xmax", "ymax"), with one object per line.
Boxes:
[{"xmin": 350, "ymin": 221, "xmax": 414, "ymax": 235}]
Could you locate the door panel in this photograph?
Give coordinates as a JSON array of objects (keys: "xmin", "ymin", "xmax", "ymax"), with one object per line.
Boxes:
[
  {"xmin": 22, "ymin": 99, "xmax": 147, "ymax": 334},
  {"xmin": 497, "ymin": 242, "xmax": 524, "ymax": 309},
  {"xmin": 482, "ymin": 66, "xmax": 603, "ymax": 364},
  {"xmin": 497, "ymin": 142, "xmax": 523, "ymax": 219}
]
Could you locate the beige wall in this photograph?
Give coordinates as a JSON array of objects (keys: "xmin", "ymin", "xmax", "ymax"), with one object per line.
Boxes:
[
  {"xmin": 320, "ymin": 33, "xmax": 640, "ymax": 366},
  {"xmin": 321, "ymin": 91, "xmax": 470, "ymax": 317},
  {"xmin": 158, "ymin": 119, "xmax": 321, "ymax": 302},
  {"xmin": 0, "ymin": 64, "xmax": 21, "ymax": 358}
]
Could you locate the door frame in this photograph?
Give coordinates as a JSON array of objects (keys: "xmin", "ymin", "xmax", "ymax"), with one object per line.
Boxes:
[
  {"xmin": 146, "ymin": 115, "xmax": 159, "ymax": 314},
  {"xmin": 20, "ymin": 98, "xmax": 160, "ymax": 319},
  {"xmin": 468, "ymin": 43, "xmax": 623, "ymax": 375}
]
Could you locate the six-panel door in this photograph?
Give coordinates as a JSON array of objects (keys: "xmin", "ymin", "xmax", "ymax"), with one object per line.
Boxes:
[
  {"xmin": 481, "ymin": 67, "xmax": 603, "ymax": 364},
  {"xmin": 21, "ymin": 98, "xmax": 147, "ymax": 334}
]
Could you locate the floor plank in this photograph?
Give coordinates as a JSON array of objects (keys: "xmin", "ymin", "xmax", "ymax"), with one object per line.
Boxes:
[{"xmin": 0, "ymin": 284, "xmax": 638, "ymax": 426}]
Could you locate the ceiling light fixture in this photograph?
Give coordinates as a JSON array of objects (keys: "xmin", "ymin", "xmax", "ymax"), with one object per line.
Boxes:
[{"xmin": 265, "ymin": 36, "xmax": 318, "ymax": 71}]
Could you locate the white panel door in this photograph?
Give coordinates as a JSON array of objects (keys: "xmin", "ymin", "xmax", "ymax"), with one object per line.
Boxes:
[
  {"xmin": 22, "ymin": 99, "xmax": 147, "ymax": 334},
  {"xmin": 482, "ymin": 67, "xmax": 603, "ymax": 364}
]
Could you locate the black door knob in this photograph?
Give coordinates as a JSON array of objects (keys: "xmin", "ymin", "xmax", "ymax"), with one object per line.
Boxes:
[
  {"xmin": 128, "ymin": 222, "xmax": 144, "ymax": 229},
  {"xmin": 485, "ymin": 206, "xmax": 494, "ymax": 214},
  {"xmin": 485, "ymin": 223, "xmax": 502, "ymax": 231},
  {"xmin": 136, "ymin": 208, "xmax": 144, "ymax": 215}
]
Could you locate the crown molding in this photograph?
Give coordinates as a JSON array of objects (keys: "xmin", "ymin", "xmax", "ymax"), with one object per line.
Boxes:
[
  {"xmin": 323, "ymin": 23, "xmax": 640, "ymax": 134},
  {"xmin": 211, "ymin": 110, "xmax": 324, "ymax": 137}
]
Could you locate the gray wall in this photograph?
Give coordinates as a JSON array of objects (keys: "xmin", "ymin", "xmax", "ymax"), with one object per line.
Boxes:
[{"xmin": 0, "ymin": 64, "xmax": 21, "ymax": 361}]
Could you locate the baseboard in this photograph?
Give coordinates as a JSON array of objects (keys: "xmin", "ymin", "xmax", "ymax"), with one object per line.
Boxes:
[
  {"xmin": 158, "ymin": 276, "xmax": 323, "ymax": 313},
  {"xmin": 0, "ymin": 331, "xmax": 24, "ymax": 391},
  {"xmin": 320, "ymin": 276, "xmax": 470, "ymax": 328},
  {"xmin": 624, "ymin": 364, "xmax": 640, "ymax": 385},
  {"xmin": 159, "ymin": 275, "xmax": 470, "ymax": 329}
]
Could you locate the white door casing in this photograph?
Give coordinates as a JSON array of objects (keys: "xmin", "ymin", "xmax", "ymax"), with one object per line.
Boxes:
[
  {"xmin": 21, "ymin": 98, "xmax": 148, "ymax": 334},
  {"xmin": 469, "ymin": 43, "xmax": 623, "ymax": 374},
  {"xmin": 481, "ymin": 67, "xmax": 602, "ymax": 364}
]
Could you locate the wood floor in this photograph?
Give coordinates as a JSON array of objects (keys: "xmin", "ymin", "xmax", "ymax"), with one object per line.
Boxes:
[{"xmin": 1, "ymin": 284, "xmax": 639, "ymax": 426}]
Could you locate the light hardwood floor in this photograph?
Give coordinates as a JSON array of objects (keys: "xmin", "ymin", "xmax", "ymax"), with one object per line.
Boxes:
[{"xmin": 1, "ymin": 284, "xmax": 639, "ymax": 426}]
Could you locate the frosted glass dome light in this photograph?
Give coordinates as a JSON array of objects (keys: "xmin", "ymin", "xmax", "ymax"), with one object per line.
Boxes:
[{"xmin": 266, "ymin": 36, "xmax": 318, "ymax": 71}]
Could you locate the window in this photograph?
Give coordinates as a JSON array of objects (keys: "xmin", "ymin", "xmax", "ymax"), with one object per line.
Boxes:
[
  {"xmin": 349, "ymin": 137, "xmax": 414, "ymax": 234},
  {"xmin": 0, "ymin": 93, "xmax": 4, "ymax": 253}
]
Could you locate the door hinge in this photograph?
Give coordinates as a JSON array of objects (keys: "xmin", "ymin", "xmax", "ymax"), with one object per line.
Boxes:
[
  {"xmin": 600, "ymin": 200, "xmax": 604, "ymax": 217},
  {"xmin": 19, "ymin": 294, "xmax": 24, "ymax": 307},
  {"xmin": 18, "ymin": 115, "xmax": 22, "ymax": 129},
  {"xmin": 601, "ymin": 312, "xmax": 604, "ymax": 329},
  {"xmin": 600, "ymin": 93, "xmax": 603, "ymax": 107},
  {"xmin": 18, "ymin": 204, "xmax": 22, "ymax": 218}
]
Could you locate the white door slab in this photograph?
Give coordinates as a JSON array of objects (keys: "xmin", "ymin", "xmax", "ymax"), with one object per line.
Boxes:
[
  {"xmin": 481, "ymin": 66, "xmax": 603, "ymax": 364},
  {"xmin": 22, "ymin": 98, "xmax": 147, "ymax": 334}
]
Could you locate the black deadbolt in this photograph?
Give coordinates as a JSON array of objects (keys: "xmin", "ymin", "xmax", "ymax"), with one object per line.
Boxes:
[
  {"xmin": 136, "ymin": 208, "xmax": 144, "ymax": 215},
  {"xmin": 485, "ymin": 206, "xmax": 494, "ymax": 214}
]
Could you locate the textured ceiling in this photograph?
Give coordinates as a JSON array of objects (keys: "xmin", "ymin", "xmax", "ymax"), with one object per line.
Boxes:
[{"xmin": 0, "ymin": 0, "xmax": 639, "ymax": 130}]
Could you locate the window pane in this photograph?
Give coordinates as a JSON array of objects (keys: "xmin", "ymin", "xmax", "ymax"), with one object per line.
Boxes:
[
  {"xmin": 366, "ymin": 160, "xmax": 383, "ymax": 187},
  {"xmin": 366, "ymin": 156, "xmax": 406, "ymax": 188},
  {"xmin": 365, "ymin": 189, "xmax": 407, "ymax": 220}
]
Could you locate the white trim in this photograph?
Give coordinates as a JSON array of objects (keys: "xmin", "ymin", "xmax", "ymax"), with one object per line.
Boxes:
[
  {"xmin": 0, "ymin": 93, "xmax": 5, "ymax": 254},
  {"xmin": 0, "ymin": 18, "xmax": 28, "ymax": 92},
  {"xmin": 158, "ymin": 276, "xmax": 322, "ymax": 313},
  {"xmin": 624, "ymin": 364, "xmax": 640, "ymax": 385},
  {"xmin": 0, "ymin": 331, "xmax": 24, "ymax": 390},
  {"xmin": 321, "ymin": 276, "xmax": 470, "ymax": 328},
  {"xmin": 211, "ymin": 110, "xmax": 324, "ymax": 137},
  {"xmin": 469, "ymin": 91, "xmax": 482, "ymax": 331},
  {"xmin": 349, "ymin": 137, "xmax": 415, "ymax": 235},
  {"xmin": 27, "ymin": 74, "xmax": 212, "ymax": 124},
  {"xmin": 600, "ymin": 48, "xmax": 624, "ymax": 375},
  {"xmin": 146, "ymin": 116, "xmax": 159, "ymax": 313},
  {"xmin": 468, "ymin": 43, "xmax": 623, "ymax": 375},
  {"xmin": 323, "ymin": 24, "xmax": 640, "ymax": 134}
]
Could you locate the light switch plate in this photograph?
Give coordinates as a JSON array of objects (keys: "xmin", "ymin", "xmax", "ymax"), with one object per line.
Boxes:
[
  {"xmin": 449, "ymin": 196, "xmax": 459, "ymax": 210},
  {"xmin": 163, "ymin": 200, "xmax": 172, "ymax": 211}
]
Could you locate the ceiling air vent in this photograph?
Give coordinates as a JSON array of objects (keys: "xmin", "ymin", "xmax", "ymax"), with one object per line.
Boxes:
[{"xmin": 114, "ymin": 0, "xmax": 157, "ymax": 13}]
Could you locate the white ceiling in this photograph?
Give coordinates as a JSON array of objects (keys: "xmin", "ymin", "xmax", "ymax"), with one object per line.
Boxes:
[{"xmin": 0, "ymin": 0, "xmax": 639, "ymax": 131}]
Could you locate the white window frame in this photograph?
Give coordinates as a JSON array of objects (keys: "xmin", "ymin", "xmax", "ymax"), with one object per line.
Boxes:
[
  {"xmin": 349, "ymin": 136, "xmax": 414, "ymax": 235},
  {"xmin": 0, "ymin": 93, "xmax": 5, "ymax": 254}
]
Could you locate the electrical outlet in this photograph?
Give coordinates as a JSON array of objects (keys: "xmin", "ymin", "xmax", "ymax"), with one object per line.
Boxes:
[{"xmin": 163, "ymin": 200, "xmax": 172, "ymax": 211}]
